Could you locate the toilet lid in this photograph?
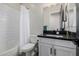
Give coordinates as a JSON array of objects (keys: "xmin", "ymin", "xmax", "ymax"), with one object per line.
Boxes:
[{"xmin": 21, "ymin": 43, "xmax": 35, "ymax": 52}]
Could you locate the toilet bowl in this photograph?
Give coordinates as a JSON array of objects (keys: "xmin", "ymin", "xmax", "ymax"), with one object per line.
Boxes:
[
  {"xmin": 21, "ymin": 43, "xmax": 35, "ymax": 56},
  {"xmin": 21, "ymin": 43, "xmax": 35, "ymax": 52},
  {"xmin": 20, "ymin": 35, "xmax": 38, "ymax": 56}
]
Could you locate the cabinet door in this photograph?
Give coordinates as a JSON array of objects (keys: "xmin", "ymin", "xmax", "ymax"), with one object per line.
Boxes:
[
  {"xmin": 54, "ymin": 45, "xmax": 76, "ymax": 56},
  {"xmin": 39, "ymin": 42, "xmax": 54, "ymax": 56}
]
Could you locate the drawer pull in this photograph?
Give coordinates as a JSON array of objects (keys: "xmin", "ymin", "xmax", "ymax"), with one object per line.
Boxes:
[
  {"xmin": 50, "ymin": 48, "xmax": 52, "ymax": 55},
  {"xmin": 54, "ymin": 48, "xmax": 56, "ymax": 56}
]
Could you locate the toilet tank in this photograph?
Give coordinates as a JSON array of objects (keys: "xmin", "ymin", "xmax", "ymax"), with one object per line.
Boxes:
[{"xmin": 30, "ymin": 35, "xmax": 38, "ymax": 44}]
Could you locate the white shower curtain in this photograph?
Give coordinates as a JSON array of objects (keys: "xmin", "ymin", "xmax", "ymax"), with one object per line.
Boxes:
[{"xmin": 20, "ymin": 5, "xmax": 30, "ymax": 48}]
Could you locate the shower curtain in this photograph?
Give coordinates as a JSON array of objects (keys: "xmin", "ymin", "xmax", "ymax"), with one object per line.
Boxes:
[{"xmin": 20, "ymin": 5, "xmax": 30, "ymax": 49}]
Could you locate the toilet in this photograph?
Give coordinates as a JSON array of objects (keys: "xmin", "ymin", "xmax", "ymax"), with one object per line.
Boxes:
[
  {"xmin": 20, "ymin": 35, "xmax": 38, "ymax": 56},
  {"xmin": 21, "ymin": 43, "xmax": 35, "ymax": 56}
]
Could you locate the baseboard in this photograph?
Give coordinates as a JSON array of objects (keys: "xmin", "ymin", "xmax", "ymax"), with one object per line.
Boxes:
[{"xmin": 0, "ymin": 46, "xmax": 18, "ymax": 56}]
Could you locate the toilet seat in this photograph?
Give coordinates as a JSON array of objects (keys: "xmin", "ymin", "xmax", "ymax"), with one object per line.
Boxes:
[{"xmin": 21, "ymin": 43, "xmax": 35, "ymax": 52}]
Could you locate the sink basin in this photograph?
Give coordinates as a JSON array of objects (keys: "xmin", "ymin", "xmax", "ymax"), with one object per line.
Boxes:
[{"xmin": 46, "ymin": 34, "xmax": 63, "ymax": 38}]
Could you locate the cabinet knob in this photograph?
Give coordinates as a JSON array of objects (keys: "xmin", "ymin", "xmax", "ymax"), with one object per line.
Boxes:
[
  {"xmin": 54, "ymin": 49, "xmax": 56, "ymax": 56},
  {"xmin": 50, "ymin": 48, "xmax": 52, "ymax": 55}
]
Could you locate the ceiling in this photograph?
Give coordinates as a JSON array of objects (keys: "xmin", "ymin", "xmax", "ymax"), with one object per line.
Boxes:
[{"xmin": 22, "ymin": 3, "xmax": 58, "ymax": 8}]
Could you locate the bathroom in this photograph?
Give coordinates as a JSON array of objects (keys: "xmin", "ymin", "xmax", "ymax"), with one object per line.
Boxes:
[
  {"xmin": 0, "ymin": 3, "xmax": 43, "ymax": 56},
  {"xmin": 0, "ymin": 3, "xmax": 79, "ymax": 56}
]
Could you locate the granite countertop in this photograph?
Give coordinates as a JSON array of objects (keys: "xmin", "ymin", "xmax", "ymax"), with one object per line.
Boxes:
[
  {"xmin": 38, "ymin": 34, "xmax": 79, "ymax": 46},
  {"xmin": 37, "ymin": 34, "xmax": 78, "ymax": 42},
  {"xmin": 38, "ymin": 30, "xmax": 79, "ymax": 46}
]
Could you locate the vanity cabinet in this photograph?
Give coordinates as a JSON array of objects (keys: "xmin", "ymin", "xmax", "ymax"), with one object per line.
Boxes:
[
  {"xmin": 39, "ymin": 43, "xmax": 54, "ymax": 56},
  {"xmin": 39, "ymin": 38, "xmax": 54, "ymax": 56},
  {"xmin": 54, "ymin": 45, "xmax": 76, "ymax": 56},
  {"xmin": 38, "ymin": 38, "xmax": 76, "ymax": 56}
]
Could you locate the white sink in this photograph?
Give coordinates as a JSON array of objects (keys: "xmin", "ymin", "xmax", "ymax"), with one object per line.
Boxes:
[{"xmin": 46, "ymin": 34, "xmax": 63, "ymax": 38}]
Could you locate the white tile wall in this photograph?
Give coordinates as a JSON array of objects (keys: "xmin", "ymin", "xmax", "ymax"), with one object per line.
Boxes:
[{"xmin": 0, "ymin": 4, "xmax": 20, "ymax": 54}]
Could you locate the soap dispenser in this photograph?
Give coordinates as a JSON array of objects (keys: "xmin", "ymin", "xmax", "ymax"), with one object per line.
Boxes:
[{"xmin": 56, "ymin": 29, "xmax": 59, "ymax": 35}]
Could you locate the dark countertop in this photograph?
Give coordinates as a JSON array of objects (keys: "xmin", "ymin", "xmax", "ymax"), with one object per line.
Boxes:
[
  {"xmin": 37, "ymin": 34, "xmax": 79, "ymax": 42},
  {"xmin": 38, "ymin": 34, "xmax": 79, "ymax": 46},
  {"xmin": 38, "ymin": 29, "xmax": 79, "ymax": 46}
]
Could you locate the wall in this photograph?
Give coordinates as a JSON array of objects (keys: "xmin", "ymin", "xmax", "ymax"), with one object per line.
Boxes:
[
  {"xmin": 29, "ymin": 4, "xmax": 43, "ymax": 43},
  {"xmin": 76, "ymin": 4, "xmax": 79, "ymax": 37},
  {"xmin": 0, "ymin": 4, "xmax": 20, "ymax": 55},
  {"xmin": 30, "ymin": 4, "xmax": 43, "ymax": 35}
]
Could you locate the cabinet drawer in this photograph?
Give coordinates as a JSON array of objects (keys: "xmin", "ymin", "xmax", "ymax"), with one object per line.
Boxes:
[
  {"xmin": 54, "ymin": 45, "xmax": 76, "ymax": 56},
  {"xmin": 54, "ymin": 40, "xmax": 76, "ymax": 48},
  {"xmin": 39, "ymin": 38, "xmax": 54, "ymax": 44}
]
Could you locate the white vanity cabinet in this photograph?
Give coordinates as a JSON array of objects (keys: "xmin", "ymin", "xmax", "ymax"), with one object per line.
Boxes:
[
  {"xmin": 38, "ymin": 38, "xmax": 76, "ymax": 56},
  {"xmin": 39, "ymin": 43, "xmax": 54, "ymax": 56},
  {"xmin": 39, "ymin": 38, "xmax": 54, "ymax": 56},
  {"xmin": 54, "ymin": 45, "xmax": 76, "ymax": 56}
]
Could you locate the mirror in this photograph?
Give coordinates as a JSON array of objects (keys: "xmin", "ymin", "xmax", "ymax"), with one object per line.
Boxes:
[{"xmin": 43, "ymin": 3, "xmax": 76, "ymax": 32}]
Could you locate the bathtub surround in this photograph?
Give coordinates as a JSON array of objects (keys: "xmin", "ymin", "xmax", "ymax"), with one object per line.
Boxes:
[{"xmin": 0, "ymin": 4, "xmax": 20, "ymax": 55}]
